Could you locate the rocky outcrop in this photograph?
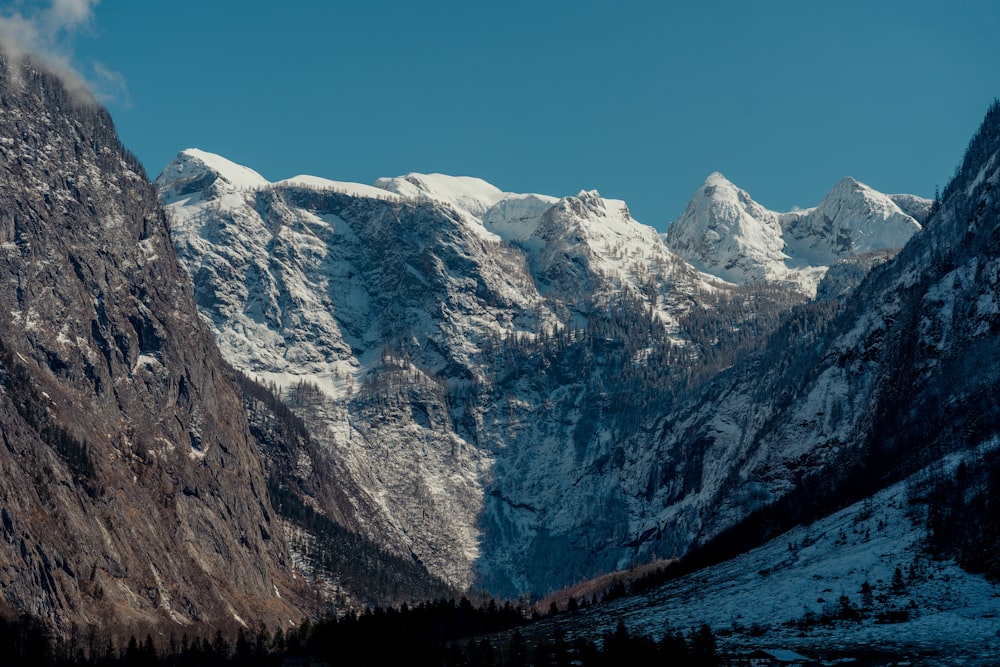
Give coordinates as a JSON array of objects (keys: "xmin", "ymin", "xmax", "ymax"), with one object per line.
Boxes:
[{"xmin": 0, "ymin": 52, "xmax": 305, "ymax": 632}]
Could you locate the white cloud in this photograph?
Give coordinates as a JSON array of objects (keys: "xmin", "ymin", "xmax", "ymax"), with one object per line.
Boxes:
[
  {"xmin": 0, "ymin": 0, "xmax": 128, "ymax": 105},
  {"xmin": 46, "ymin": 0, "xmax": 99, "ymax": 30},
  {"xmin": 90, "ymin": 59, "xmax": 130, "ymax": 106},
  {"xmin": 0, "ymin": 9, "xmax": 46, "ymax": 58}
]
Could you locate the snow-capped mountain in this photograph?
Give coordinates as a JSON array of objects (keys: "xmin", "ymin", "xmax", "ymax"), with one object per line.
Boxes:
[
  {"xmin": 7, "ymin": 28, "xmax": 998, "ymax": 649},
  {"xmin": 5, "ymin": 40, "xmax": 997, "ymax": 648},
  {"xmin": 664, "ymin": 172, "xmax": 928, "ymax": 295},
  {"xmin": 155, "ymin": 110, "xmax": 970, "ymax": 602},
  {"xmin": 781, "ymin": 176, "xmax": 925, "ymax": 266},
  {"xmin": 157, "ymin": 152, "xmax": 808, "ymax": 594},
  {"xmin": 664, "ymin": 172, "xmax": 790, "ymax": 286}
]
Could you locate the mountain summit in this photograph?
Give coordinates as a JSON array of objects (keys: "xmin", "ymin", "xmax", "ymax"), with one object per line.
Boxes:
[
  {"xmin": 664, "ymin": 172, "xmax": 929, "ymax": 295},
  {"xmin": 781, "ymin": 176, "xmax": 924, "ymax": 266},
  {"xmin": 664, "ymin": 172, "xmax": 788, "ymax": 285}
]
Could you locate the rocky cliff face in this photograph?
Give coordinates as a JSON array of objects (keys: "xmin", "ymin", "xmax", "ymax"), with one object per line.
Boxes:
[{"xmin": 0, "ymin": 52, "xmax": 304, "ymax": 632}]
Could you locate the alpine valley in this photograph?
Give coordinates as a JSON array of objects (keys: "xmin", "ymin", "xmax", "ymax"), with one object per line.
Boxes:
[
  {"xmin": 154, "ymin": 145, "xmax": 928, "ymax": 598},
  {"xmin": 2, "ymin": 45, "xmax": 1000, "ymax": 664}
]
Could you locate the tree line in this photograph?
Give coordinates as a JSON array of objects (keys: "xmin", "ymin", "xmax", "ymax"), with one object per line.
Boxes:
[{"xmin": 0, "ymin": 602, "xmax": 721, "ymax": 667}]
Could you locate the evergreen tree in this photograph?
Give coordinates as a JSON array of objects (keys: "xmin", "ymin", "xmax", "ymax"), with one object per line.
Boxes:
[
  {"xmin": 689, "ymin": 624, "xmax": 718, "ymax": 667},
  {"xmin": 891, "ymin": 566, "xmax": 907, "ymax": 593},
  {"xmin": 507, "ymin": 630, "xmax": 529, "ymax": 667},
  {"xmin": 860, "ymin": 580, "xmax": 875, "ymax": 610}
]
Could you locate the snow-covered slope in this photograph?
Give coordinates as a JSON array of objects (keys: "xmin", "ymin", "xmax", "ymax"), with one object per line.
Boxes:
[
  {"xmin": 542, "ymin": 461, "xmax": 1000, "ymax": 664},
  {"xmin": 374, "ymin": 172, "xmax": 508, "ymax": 217},
  {"xmin": 664, "ymin": 172, "xmax": 928, "ymax": 296}
]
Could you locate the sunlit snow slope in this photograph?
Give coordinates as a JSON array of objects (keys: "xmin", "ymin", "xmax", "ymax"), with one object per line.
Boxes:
[{"xmin": 665, "ymin": 172, "xmax": 928, "ymax": 295}]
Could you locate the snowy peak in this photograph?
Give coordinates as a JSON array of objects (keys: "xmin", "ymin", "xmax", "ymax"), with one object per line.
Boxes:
[
  {"xmin": 694, "ymin": 171, "xmax": 776, "ymax": 225},
  {"xmin": 374, "ymin": 172, "xmax": 508, "ymax": 216},
  {"xmin": 155, "ymin": 148, "xmax": 270, "ymax": 200},
  {"xmin": 664, "ymin": 172, "xmax": 787, "ymax": 285},
  {"xmin": 664, "ymin": 172, "xmax": 928, "ymax": 295},
  {"xmin": 157, "ymin": 149, "xmax": 404, "ymax": 204},
  {"xmin": 781, "ymin": 176, "xmax": 924, "ymax": 266},
  {"xmin": 821, "ymin": 176, "xmax": 905, "ymax": 219},
  {"xmin": 548, "ymin": 189, "xmax": 641, "ymax": 239},
  {"xmin": 517, "ymin": 186, "xmax": 703, "ymax": 328}
]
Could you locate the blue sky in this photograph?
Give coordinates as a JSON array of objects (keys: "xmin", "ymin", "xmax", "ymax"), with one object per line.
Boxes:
[{"xmin": 9, "ymin": 0, "xmax": 1000, "ymax": 228}]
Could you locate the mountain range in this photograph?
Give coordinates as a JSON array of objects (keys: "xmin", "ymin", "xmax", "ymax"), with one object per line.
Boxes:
[
  {"xmin": 0, "ymin": 44, "xmax": 998, "ymax": 661},
  {"xmin": 154, "ymin": 142, "xmax": 931, "ymax": 597}
]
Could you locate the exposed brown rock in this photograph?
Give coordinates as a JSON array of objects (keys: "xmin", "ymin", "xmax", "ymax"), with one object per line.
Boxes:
[{"xmin": 0, "ymin": 51, "xmax": 307, "ymax": 633}]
